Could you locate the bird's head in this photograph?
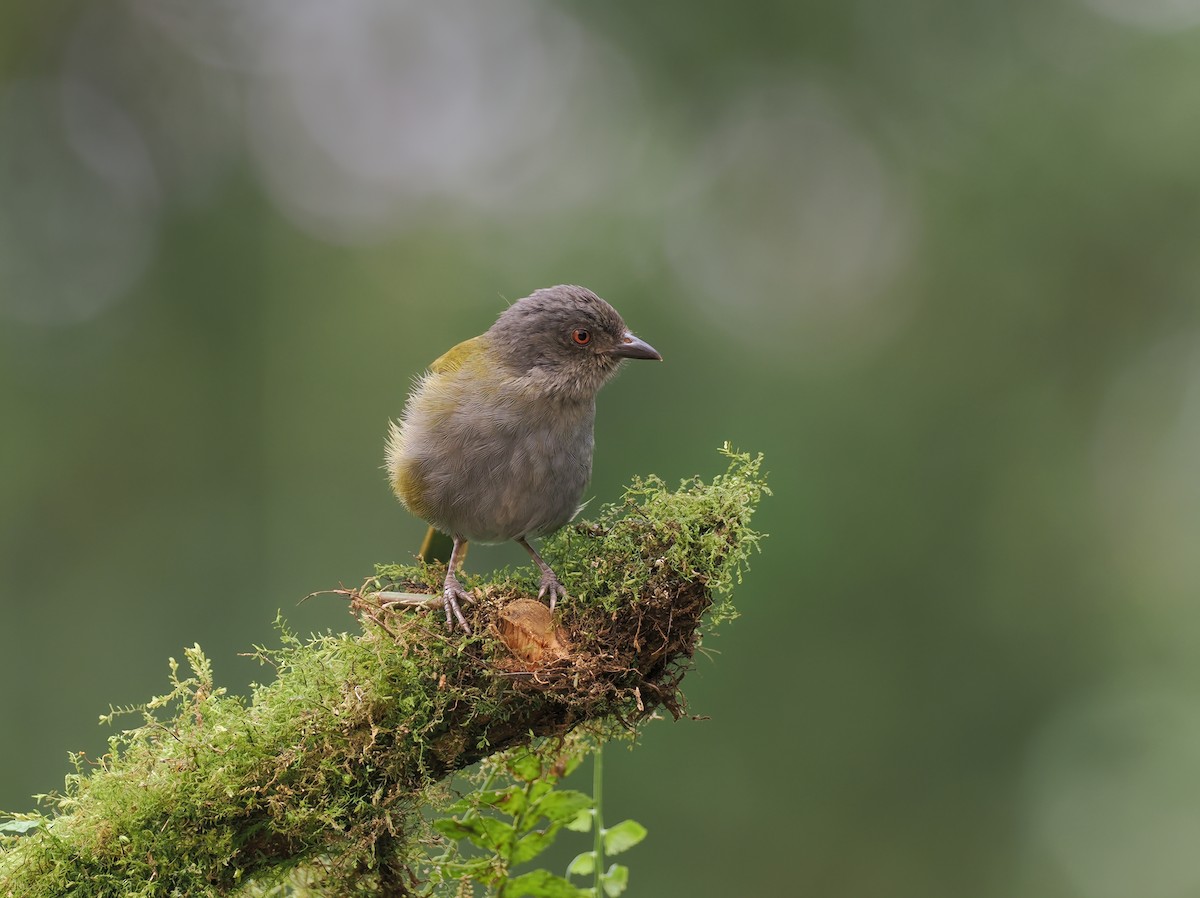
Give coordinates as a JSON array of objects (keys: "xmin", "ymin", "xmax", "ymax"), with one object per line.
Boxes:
[{"xmin": 488, "ymin": 285, "xmax": 661, "ymax": 401}]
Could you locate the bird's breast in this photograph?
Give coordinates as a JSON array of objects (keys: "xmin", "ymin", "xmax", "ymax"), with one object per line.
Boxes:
[{"xmin": 391, "ymin": 375, "xmax": 597, "ymax": 543}]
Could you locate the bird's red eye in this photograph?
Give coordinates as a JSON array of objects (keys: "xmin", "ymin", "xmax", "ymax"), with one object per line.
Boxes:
[{"xmin": 572, "ymin": 329, "xmax": 591, "ymax": 345}]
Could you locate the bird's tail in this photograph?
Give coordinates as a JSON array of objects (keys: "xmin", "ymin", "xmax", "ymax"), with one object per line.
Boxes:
[{"xmin": 418, "ymin": 526, "xmax": 458, "ymax": 565}]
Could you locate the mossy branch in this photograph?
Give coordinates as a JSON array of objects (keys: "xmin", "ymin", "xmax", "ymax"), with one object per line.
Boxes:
[{"xmin": 0, "ymin": 446, "xmax": 768, "ymax": 898}]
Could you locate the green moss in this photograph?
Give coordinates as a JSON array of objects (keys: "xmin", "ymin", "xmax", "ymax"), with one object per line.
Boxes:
[
  {"xmin": 547, "ymin": 442, "xmax": 768, "ymax": 624},
  {"xmin": 0, "ymin": 446, "xmax": 767, "ymax": 897}
]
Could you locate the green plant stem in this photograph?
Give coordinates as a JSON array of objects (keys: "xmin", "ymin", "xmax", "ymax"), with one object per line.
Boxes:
[
  {"xmin": 497, "ymin": 774, "xmax": 535, "ymax": 898},
  {"xmin": 433, "ymin": 768, "xmax": 498, "ymax": 870},
  {"xmin": 593, "ymin": 744, "xmax": 604, "ymax": 898}
]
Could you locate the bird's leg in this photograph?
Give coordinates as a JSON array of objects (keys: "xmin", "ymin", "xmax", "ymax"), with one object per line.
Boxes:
[
  {"xmin": 442, "ymin": 536, "xmax": 474, "ymax": 633},
  {"xmin": 516, "ymin": 537, "xmax": 569, "ymax": 610}
]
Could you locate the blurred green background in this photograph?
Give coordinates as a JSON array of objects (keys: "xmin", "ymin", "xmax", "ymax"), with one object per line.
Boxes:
[{"xmin": 4, "ymin": 1, "xmax": 1200, "ymax": 895}]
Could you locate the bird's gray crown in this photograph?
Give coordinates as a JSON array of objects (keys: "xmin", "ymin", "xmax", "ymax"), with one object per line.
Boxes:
[{"xmin": 487, "ymin": 285, "xmax": 630, "ymax": 384}]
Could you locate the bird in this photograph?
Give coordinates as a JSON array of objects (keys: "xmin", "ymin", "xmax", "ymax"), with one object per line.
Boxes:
[{"xmin": 385, "ymin": 285, "xmax": 661, "ymax": 633}]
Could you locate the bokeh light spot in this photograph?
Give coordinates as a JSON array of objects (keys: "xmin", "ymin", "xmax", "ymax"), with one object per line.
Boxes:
[
  {"xmin": 1091, "ymin": 334, "xmax": 1200, "ymax": 615},
  {"xmin": 0, "ymin": 79, "xmax": 158, "ymax": 326},
  {"xmin": 664, "ymin": 81, "xmax": 918, "ymax": 371},
  {"xmin": 243, "ymin": 0, "xmax": 639, "ymax": 243},
  {"xmin": 1075, "ymin": 0, "xmax": 1200, "ymax": 31},
  {"xmin": 1025, "ymin": 680, "xmax": 1200, "ymax": 898}
]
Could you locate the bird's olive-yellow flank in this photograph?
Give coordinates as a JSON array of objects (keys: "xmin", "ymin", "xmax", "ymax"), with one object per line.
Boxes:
[{"xmin": 386, "ymin": 285, "xmax": 662, "ymax": 632}]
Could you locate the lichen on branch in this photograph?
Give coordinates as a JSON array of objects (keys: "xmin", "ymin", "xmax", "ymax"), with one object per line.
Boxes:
[{"xmin": 0, "ymin": 445, "xmax": 768, "ymax": 898}]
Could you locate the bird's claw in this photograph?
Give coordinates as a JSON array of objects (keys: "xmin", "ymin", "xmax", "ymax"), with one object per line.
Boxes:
[
  {"xmin": 537, "ymin": 572, "xmax": 569, "ymax": 611},
  {"xmin": 442, "ymin": 575, "xmax": 474, "ymax": 634}
]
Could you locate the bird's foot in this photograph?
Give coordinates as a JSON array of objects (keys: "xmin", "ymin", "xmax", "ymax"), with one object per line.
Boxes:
[
  {"xmin": 537, "ymin": 570, "xmax": 569, "ymax": 611},
  {"xmin": 442, "ymin": 574, "xmax": 475, "ymax": 634}
]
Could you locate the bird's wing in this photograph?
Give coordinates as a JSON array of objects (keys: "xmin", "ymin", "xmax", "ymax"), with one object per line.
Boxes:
[{"xmin": 429, "ymin": 335, "xmax": 487, "ymax": 375}]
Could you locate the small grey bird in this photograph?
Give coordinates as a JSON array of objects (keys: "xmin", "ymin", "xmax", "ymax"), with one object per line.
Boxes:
[{"xmin": 386, "ymin": 285, "xmax": 661, "ymax": 632}]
